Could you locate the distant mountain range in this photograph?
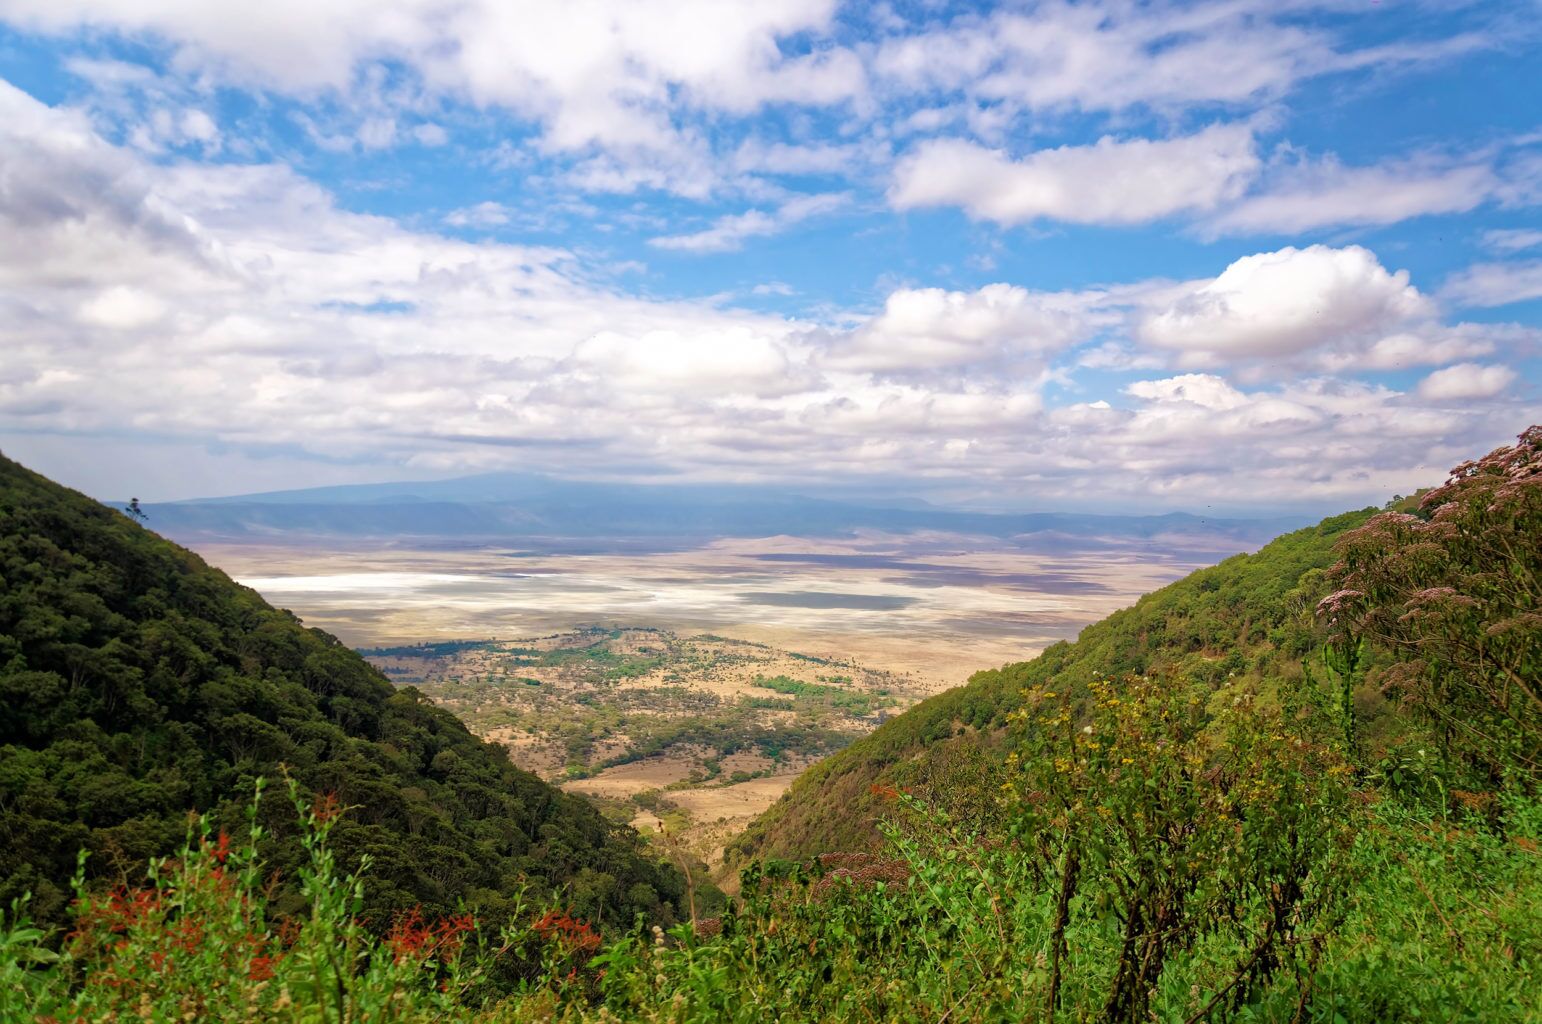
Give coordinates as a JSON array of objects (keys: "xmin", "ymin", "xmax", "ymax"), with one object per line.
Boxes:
[{"xmin": 124, "ymin": 473, "xmax": 1305, "ymax": 550}]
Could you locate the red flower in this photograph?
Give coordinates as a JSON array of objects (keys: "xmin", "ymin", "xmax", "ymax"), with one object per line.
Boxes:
[
  {"xmin": 312, "ymin": 792, "xmax": 343, "ymax": 825},
  {"xmin": 385, "ymin": 907, "xmax": 476, "ymax": 963},
  {"xmin": 248, "ymin": 955, "xmax": 279, "ymax": 981},
  {"xmin": 533, "ymin": 910, "xmax": 601, "ymax": 955}
]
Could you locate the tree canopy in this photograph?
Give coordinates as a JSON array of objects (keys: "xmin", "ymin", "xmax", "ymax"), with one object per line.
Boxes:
[{"xmin": 0, "ymin": 452, "xmax": 689, "ymax": 931}]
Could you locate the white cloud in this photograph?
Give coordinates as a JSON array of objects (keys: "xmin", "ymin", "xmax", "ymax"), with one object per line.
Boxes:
[
  {"xmin": 649, "ymin": 192, "xmax": 848, "ymax": 253},
  {"xmin": 0, "ymin": 0, "xmax": 861, "ymax": 194},
  {"xmin": 1440, "ymin": 260, "xmax": 1542, "ymax": 309},
  {"xmin": 1, "ymin": 0, "xmax": 1497, "ymax": 206},
  {"xmin": 822, "ymin": 284, "xmax": 1104, "ymax": 376},
  {"xmin": 1125, "ymin": 374, "xmax": 1248, "ymax": 411},
  {"xmin": 1349, "ymin": 329, "xmax": 1496, "ymax": 371},
  {"xmin": 77, "ymin": 285, "xmax": 168, "ymax": 329},
  {"xmin": 569, "ymin": 328, "xmax": 803, "ymax": 396},
  {"xmin": 1417, "ymin": 363, "xmax": 1518, "ymax": 401},
  {"xmin": 0, "ymin": 78, "xmax": 1531, "ymax": 511},
  {"xmin": 1138, "ymin": 245, "xmax": 1432, "ymax": 366},
  {"xmin": 1039, "ymin": 373, "xmax": 1504, "ymax": 508},
  {"xmin": 890, "ymin": 124, "xmax": 1259, "ymax": 226},
  {"xmin": 444, "ymin": 201, "xmax": 512, "ymax": 229},
  {"xmin": 356, "ymin": 116, "xmax": 397, "ymax": 150},
  {"xmin": 411, "ymin": 122, "xmax": 448, "ymax": 147},
  {"xmin": 1483, "ymin": 228, "xmax": 1542, "ymax": 253},
  {"xmin": 731, "ymin": 139, "xmax": 874, "ymax": 176},
  {"xmin": 875, "ymin": 2, "xmax": 1356, "ymax": 113},
  {"xmin": 1075, "ymin": 342, "xmax": 1164, "ymax": 371},
  {"xmin": 1207, "ymin": 152, "xmax": 1497, "ymax": 235}
]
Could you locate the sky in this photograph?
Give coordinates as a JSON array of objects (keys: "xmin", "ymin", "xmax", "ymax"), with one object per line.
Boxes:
[{"xmin": 0, "ymin": 0, "xmax": 1538, "ymax": 513}]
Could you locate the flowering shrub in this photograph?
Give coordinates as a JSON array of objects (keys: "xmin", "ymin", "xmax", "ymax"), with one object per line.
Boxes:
[
  {"xmin": 2, "ymin": 720, "xmax": 1538, "ymax": 1024},
  {"xmin": 0, "ymin": 777, "xmax": 491, "ymax": 1022},
  {"xmin": 1321, "ymin": 425, "xmax": 1542, "ymax": 782}
]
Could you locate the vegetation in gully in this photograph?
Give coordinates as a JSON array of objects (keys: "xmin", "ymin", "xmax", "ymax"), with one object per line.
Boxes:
[
  {"xmin": 363, "ymin": 627, "xmax": 908, "ymax": 863},
  {"xmin": 2, "ymin": 428, "xmax": 1540, "ymax": 1021},
  {"xmin": 364, "ymin": 629, "xmax": 903, "ymax": 784}
]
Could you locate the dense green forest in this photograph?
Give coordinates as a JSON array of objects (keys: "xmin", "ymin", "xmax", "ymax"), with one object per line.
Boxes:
[
  {"xmin": 0, "ymin": 453, "xmax": 692, "ymax": 933},
  {"xmin": 2, "ymin": 429, "xmax": 1539, "ymax": 1022}
]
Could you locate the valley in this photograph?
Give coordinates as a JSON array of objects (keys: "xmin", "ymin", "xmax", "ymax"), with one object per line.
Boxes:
[
  {"xmin": 203, "ymin": 528, "xmax": 1248, "ymax": 871},
  {"xmin": 3, "ymin": 430, "xmax": 1539, "ymax": 1022},
  {"xmin": 361, "ymin": 627, "xmax": 921, "ymax": 871}
]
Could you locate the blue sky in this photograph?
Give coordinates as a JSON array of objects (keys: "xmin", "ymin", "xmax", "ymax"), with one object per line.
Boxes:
[{"xmin": 0, "ymin": 0, "xmax": 1538, "ymax": 512}]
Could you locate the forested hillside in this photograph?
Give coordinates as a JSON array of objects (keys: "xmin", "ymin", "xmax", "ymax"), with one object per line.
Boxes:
[
  {"xmin": 729, "ymin": 505, "xmax": 1392, "ymax": 866},
  {"xmin": 0, "ymin": 453, "xmax": 690, "ymax": 931}
]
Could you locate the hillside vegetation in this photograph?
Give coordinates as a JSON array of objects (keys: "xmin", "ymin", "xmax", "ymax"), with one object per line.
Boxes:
[
  {"xmin": 2, "ymin": 429, "xmax": 1539, "ymax": 1022},
  {"xmin": 0, "ymin": 453, "xmax": 691, "ymax": 933},
  {"xmin": 729, "ymin": 505, "xmax": 1389, "ymax": 866},
  {"xmin": 372, "ymin": 627, "xmax": 916, "ymax": 869}
]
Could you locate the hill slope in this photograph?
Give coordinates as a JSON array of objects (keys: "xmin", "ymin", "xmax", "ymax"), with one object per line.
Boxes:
[
  {"xmin": 730, "ymin": 506, "xmax": 1388, "ymax": 866},
  {"xmin": 0, "ymin": 453, "xmax": 688, "ymax": 928}
]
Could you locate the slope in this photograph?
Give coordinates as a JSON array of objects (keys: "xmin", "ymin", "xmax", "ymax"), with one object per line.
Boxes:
[
  {"xmin": 0, "ymin": 453, "xmax": 688, "ymax": 929},
  {"xmin": 729, "ymin": 505, "xmax": 1387, "ymax": 866}
]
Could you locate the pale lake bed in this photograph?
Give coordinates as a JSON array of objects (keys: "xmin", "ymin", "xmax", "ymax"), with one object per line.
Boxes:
[{"xmin": 201, "ymin": 529, "xmax": 1243, "ymax": 692}]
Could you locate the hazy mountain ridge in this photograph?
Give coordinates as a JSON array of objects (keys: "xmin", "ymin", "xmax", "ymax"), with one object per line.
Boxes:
[{"xmin": 130, "ymin": 473, "xmax": 1304, "ymax": 548}]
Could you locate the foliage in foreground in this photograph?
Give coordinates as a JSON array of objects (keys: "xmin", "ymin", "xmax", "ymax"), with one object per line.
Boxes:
[
  {"xmin": 3, "ymin": 430, "xmax": 1540, "ymax": 1021},
  {"xmin": 1320, "ymin": 424, "xmax": 1542, "ymax": 783},
  {"xmin": 3, "ymin": 686, "xmax": 1539, "ymax": 1023}
]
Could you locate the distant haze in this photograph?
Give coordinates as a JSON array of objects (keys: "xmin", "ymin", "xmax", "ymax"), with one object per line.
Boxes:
[
  {"xmin": 133, "ymin": 471, "xmax": 1306, "ymax": 553},
  {"xmin": 144, "ymin": 472, "xmax": 1315, "ymax": 691}
]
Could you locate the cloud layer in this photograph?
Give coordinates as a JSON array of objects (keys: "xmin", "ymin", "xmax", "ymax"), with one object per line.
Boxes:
[{"xmin": 0, "ymin": 72, "xmax": 1534, "ymax": 511}]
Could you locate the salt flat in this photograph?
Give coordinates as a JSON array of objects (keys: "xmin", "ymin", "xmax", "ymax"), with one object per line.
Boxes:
[{"xmin": 203, "ymin": 528, "xmax": 1238, "ymax": 693}]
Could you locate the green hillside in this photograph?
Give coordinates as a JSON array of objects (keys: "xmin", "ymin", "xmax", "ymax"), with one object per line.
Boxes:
[
  {"xmin": 729, "ymin": 505, "xmax": 1392, "ymax": 867},
  {"xmin": 0, "ymin": 453, "xmax": 689, "ymax": 930}
]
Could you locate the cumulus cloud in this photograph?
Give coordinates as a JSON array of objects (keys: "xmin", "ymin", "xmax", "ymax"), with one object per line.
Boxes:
[
  {"xmin": 569, "ymin": 328, "xmax": 804, "ymax": 396},
  {"xmin": 1125, "ymin": 374, "xmax": 1248, "ymax": 411},
  {"xmin": 821, "ymin": 284, "xmax": 1105, "ymax": 377},
  {"xmin": 890, "ymin": 124, "xmax": 1259, "ymax": 226},
  {"xmin": 0, "ymin": 0, "xmax": 861, "ymax": 194},
  {"xmin": 0, "ymin": 78, "xmax": 1059, "ymax": 491},
  {"xmin": 1417, "ymin": 363, "xmax": 1518, "ymax": 401},
  {"xmin": 0, "ymin": 0, "xmax": 1502, "ymax": 207},
  {"xmin": 0, "ymin": 77, "xmax": 1532, "ymax": 510},
  {"xmin": 76, "ymin": 286, "xmax": 168, "ymax": 329},
  {"xmin": 1037, "ymin": 374, "xmax": 1499, "ymax": 508},
  {"xmin": 1137, "ymin": 245, "xmax": 1437, "ymax": 368}
]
